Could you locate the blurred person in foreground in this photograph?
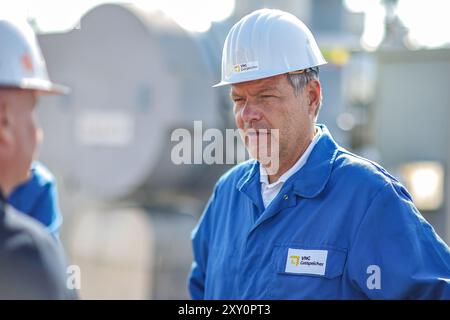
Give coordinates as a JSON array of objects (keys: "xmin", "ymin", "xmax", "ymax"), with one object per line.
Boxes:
[
  {"xmin": 189, "ymin": 9, "xmax": 450, "ymax": 299},
  {"xmin": 0, "ymin": 17, "xmax": 74, "ymax": 299}
]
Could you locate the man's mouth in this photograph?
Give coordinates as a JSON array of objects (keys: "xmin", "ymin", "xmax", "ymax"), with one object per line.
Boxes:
[{"xmin": 245, "ymin": 129, "xmax": 271, "ymax": 136}]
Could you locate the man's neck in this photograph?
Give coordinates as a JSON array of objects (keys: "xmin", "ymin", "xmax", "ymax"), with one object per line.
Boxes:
[
  {"xmin": 267, "ymin": 146, "xmax": 307, "ymax": 184},
  {"xmin": 0, "ymin": 178, "xmax": 13, "ymax": 197},
  {"xmin": 266, "ymin": 128, "xmax": 317, "ymax": 184}
]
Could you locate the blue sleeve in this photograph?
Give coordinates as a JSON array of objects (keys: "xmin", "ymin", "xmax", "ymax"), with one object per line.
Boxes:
[
  {"xmin": 188, "ymin": 186, "xmax": 218, "ymax": 300},
  {"xmin": 347, "ymin": 182, "xmax": 450, "ymax": 299}
]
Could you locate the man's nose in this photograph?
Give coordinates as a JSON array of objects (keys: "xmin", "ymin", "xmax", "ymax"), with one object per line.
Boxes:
[{"xmin": 240, "ymin": 100, "xmax": 262, "ymax": 123}]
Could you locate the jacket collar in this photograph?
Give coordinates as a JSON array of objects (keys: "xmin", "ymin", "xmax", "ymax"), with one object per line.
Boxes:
[
  {"xmin": 237, "ymin": 124, "xmax": 339, "ymax": 203},
  {"xmin": 290, "ymin": 124, "xmax": 339, "ymax": 198}
]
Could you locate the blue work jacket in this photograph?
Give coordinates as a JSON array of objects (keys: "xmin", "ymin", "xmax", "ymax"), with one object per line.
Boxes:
[{"xmin": 189, "ymin": 124, "xmax": 450, "ymax": 299}]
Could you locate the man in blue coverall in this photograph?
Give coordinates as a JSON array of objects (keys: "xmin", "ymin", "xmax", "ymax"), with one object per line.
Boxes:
[{"xmin": 189, "ymin": 9, "xmax": 450, "ymax": 299}]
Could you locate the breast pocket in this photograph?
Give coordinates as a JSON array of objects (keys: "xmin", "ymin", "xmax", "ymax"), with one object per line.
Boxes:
[{"xmin": 268, "ymin": 244, "xmax": 348, "ymax": 299}]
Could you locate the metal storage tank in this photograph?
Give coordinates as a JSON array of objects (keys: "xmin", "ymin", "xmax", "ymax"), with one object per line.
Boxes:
[
  {"xmin": 34, "ymin": 3, "xmax": 233, "ymax": 299},
  {"xmin": 37, "ymin": 3, "xmax": 231, "ymax": 204}
]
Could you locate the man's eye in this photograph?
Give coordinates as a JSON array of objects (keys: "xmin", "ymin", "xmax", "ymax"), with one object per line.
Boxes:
[
  {"xmin": 261, "ymin": 95, "xmax": 275, "ymax": 99},
  {"xmin": 233, "ymin": 98, "xmax": 245, "ymax": 103}
]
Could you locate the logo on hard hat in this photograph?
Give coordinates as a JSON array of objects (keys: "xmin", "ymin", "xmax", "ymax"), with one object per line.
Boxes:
[
  {"xmin": 21, "ymin": 53, "xmax": 34, "ymax": 72},
  {"xmin": 233, "ymin": 61, "xmax": 259, "ymax": 74}
]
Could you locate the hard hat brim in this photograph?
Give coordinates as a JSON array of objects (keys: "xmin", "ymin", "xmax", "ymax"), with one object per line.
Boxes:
[
  {"xmin": 35, "ymin": 83, "xmax": 71, "ymax": 95},
  {"xmin": 0, "ymin": 80, "xmax": 71, "ymax": 95},
  {"xmin": 212, "ymin": 80, "xmax": 232, "ymax": 88}
]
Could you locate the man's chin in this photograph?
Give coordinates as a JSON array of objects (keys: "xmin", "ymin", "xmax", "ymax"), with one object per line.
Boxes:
[
  {"xmin": 15, "ymin": 165, "xmax": 32, "ymax": 186},
  {"xmin": 17, "ymin": 173, "xmax": 30, "ymax": 186},
  {"xmin": 245, "ymin": 146, "xmax": 272, "ymax": 160}
]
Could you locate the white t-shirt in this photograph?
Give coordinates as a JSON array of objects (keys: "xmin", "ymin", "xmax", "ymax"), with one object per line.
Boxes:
[{"xmin": 260, "ymin": 126, "xmax": 322, "ymax": 209}]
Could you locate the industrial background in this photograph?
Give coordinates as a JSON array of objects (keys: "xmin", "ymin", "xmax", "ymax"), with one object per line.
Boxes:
[{"xmin": 4, "ymin": 0, "xmax": 450, "ymax": 299}]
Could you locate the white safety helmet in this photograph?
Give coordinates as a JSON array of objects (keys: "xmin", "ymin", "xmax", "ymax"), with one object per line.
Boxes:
[
  {"xmin": 0, "ymin": 18, "xmax": 69, "ymax": 94},
  {"xmin": 214, "ymin": 9, "xmax": 327, "ymax": 87}
]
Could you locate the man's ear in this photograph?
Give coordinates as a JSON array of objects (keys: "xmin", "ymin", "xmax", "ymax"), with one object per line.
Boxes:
[
  {"xmin": 306, "ymin": 80, "xmax": 321, "ymax": 116},
  {"xmin": 0, "ymin": 98, "xmax": 14, "ymax": 146}
]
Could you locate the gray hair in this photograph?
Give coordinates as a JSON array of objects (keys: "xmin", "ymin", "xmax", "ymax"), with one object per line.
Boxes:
[{"xmin": 287, "ymin": 67, "xmax": 322, "ymax": 120}]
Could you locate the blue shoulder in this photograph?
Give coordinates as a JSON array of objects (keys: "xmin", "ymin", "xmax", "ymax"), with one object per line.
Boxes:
[{"xmin": 333, "ymin": 147, "xmax": 412, "ymax": 201}]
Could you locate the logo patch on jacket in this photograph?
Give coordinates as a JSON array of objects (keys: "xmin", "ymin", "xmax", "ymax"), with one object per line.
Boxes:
[{"xmin": 285, "ymin": 248, "xmax": 328, "ymax": 275}]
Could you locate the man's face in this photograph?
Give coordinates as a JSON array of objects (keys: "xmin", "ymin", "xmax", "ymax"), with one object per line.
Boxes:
[
  {"xmin": 0, "ymin": 89, "xmax": 41, "ymax": 188},
  {"xmin": 231, "ymin": 74, "xmax": 316, "ymax": 173}
]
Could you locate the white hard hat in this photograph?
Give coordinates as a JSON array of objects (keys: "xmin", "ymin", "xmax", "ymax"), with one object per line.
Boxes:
[
  {"xmin": 0, "ymin": 18, "xmax": 69, "ymax": 94},
  {"xmin": 214, "ymin": 9, "xmax": 327, "ymax": 87}
]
